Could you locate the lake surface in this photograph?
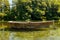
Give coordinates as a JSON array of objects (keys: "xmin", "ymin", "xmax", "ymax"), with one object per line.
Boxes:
[
  {"xmin": 0, "ymin": 22, "xmax": 60, "ymax": 40},
  {"xmin": 0, "ymin": 28, "xmax": 60, "ymax": 40}
]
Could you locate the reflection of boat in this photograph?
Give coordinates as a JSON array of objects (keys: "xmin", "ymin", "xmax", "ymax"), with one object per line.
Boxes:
[{"xmin": 8, "ymin": 21, "xmax": 53, "ymax": 29}]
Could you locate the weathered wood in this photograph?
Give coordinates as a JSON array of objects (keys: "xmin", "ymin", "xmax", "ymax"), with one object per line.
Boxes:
[
  {"xmin": 30, "ymin": 21, "xmax": 53, "ymax": 28},
  {"xmin": 8, "ymin": 21, "xmax": 53, "ymax": 28}
]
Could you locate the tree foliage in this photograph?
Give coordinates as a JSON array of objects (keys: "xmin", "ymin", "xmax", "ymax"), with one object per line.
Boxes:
[{"xmin": 1, "ymin": 0, "xmax": 60, "ymax": 21}]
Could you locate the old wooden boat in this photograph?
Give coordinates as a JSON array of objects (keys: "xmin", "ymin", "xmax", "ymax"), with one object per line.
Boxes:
[{"xmin": 7, "ymin": 21, "xmax": 54, "ymax": 29}]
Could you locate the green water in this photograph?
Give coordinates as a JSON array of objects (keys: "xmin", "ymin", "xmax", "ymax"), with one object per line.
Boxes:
[
  {"xmin": 0, "ymin": 28, "xmax": 60, "ymax": 40},
  {"xmin": 0, "ymin": 22, "xmax": 60, "ymax": 40}
]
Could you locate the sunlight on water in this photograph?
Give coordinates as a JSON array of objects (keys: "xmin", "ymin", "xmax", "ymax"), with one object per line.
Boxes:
[{"xmin": 9, "ymin": 32, "xmax": 15, "ymax": 40}]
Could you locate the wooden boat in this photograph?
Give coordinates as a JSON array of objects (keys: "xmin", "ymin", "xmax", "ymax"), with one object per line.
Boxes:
[{"xmin": 7, "ymin": 21, "xmax": 54, "ymax": 29}]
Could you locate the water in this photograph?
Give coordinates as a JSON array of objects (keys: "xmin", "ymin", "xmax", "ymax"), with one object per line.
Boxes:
[
  {"xmin": 9, "ymin": 32, "xmax": 15, "ymax": 40},
  {"xmin": 0, "ymin": 22, "xmax": 60, "ymax": 40},
  {"xmin": 0, "ymin": 28, "xmax": 60, "ymax": 40}
]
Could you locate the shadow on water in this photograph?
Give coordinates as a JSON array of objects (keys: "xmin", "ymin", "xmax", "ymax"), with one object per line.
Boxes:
[
  {"xmin": 5, "ymin": 28, "xmax": 41, "ymax": 32},
  {"xmin": 0, "ymin": 28, "xmax": 47, "ymax": 32}
]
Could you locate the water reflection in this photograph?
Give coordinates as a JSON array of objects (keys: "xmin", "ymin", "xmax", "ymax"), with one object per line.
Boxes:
[
  {"xmin": 0, "ymin": 22, "xmax": 60, "ymax": 40},
  {"xmin": 0, "ymin": 28, "xmax": 60, "ymax": 40},
  {"xmin": 9, "ymin": 32, "xmax": 15, "ymax": 40},
  {"xmin": 0, "ymin": 29, "xmax": 49, "ymax": 40}
]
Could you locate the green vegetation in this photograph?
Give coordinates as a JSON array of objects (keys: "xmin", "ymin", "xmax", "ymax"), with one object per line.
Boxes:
[{"xmin": 0, "ymin": 0, "xmax": 60, "ymax": 21}]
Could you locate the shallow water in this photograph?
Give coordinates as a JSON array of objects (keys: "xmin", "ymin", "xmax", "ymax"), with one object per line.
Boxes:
[
  {"xmin": 0, "ymin": 28, "xmax": 60, "ymax": 40},
  {"xmin": 0, "ymin": 22, "xmax": 60, "ymax": 40}
]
